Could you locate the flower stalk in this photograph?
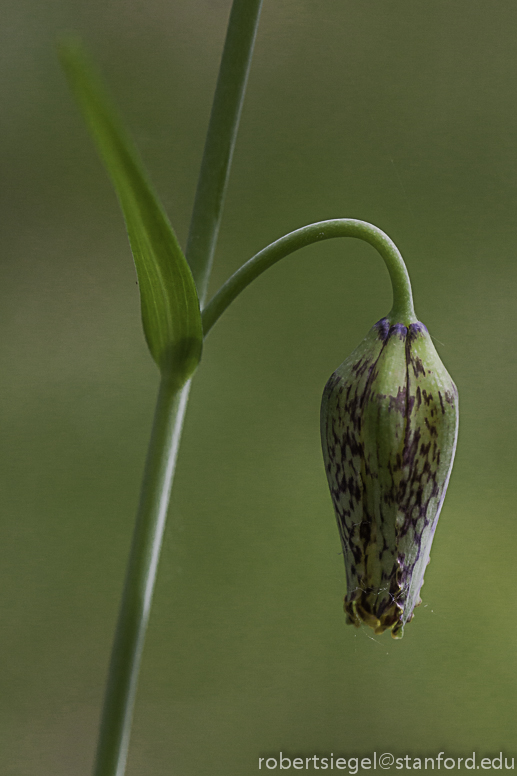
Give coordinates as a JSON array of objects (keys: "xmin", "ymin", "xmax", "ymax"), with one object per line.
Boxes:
[
  {"xmin": 60, "ymin": 0, "xmax": 458, "ymax": 770},
  {"xmin": 202, "ymin": 218, "xmax": 416, "ymax": 335}
]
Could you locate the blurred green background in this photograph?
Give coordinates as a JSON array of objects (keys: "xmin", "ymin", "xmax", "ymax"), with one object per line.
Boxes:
[{"xmin": 1, "ymin": 0, "xmax": 516, "ymax": 773}]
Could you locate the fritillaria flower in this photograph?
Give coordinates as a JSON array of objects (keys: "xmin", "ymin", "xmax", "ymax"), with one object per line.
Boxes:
[{"xmin": 321, "ymin": 317, "xmax": 458, "ymax": 638}]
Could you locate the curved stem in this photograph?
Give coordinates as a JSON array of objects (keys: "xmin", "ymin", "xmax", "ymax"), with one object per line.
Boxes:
[
  {"xmin": 186, "ymin": 0, "xmax": 264, "ymax": 305},
  {"xmin": 202, "ymin": 219, "xmax": 417, "ymax": 336},
  {"xmin": 94, "ymin": 379, "xmax": 191, "ymax": 776}
]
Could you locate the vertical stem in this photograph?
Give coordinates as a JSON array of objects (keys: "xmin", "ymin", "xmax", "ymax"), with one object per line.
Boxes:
[
  {"xmin": 186, "ymin": 0, "xmax": 264, "ymax": 305},
  {"xmin": 93, "ymin": 3, "xmax": 264, "ymax": 775},
  {"xmin": 94, "ymin": 379, "xmax": 191, "ymax": 776}
]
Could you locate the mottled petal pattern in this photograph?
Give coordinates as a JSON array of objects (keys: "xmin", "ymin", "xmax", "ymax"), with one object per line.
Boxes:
[{"xmin": 321, "ymin": 318, "xmax": 458, "ymax": 639}]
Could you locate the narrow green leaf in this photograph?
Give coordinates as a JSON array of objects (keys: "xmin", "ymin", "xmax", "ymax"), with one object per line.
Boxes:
[{"xmin": 59, "ymin": 40, "xmax": 203, "ymax": 385}]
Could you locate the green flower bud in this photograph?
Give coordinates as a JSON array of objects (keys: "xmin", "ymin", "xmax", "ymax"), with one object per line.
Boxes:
[{"xmin": 321, "ymin": 318, "xmax": 458, "ymax": 639}]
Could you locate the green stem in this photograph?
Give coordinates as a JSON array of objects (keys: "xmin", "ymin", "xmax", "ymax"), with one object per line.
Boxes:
[
  {"xmin": 202, "ymin": 218, "xmax": 417, "ymax": 335},
  {"xmin": 186, "ymin": 0, "xmax": 264, "ymax": 304},
  {"xmin": 94, "ymin": 379, "xmax": 191, "ymax": 776},
  {"xmin": 93, "ymin": 3, "xmax": 263, "ymax": 775}
]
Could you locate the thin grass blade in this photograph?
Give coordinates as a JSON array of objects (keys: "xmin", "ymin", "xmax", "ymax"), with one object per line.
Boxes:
[{"xmin": 59, "ymin": 40, "xmax": 202, "ymax": 384}]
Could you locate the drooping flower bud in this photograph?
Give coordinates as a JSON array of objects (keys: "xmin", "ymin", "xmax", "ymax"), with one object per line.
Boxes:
[{"xmin": 321, "ymin": 318, "xmax": 458, "ymax": 638}]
